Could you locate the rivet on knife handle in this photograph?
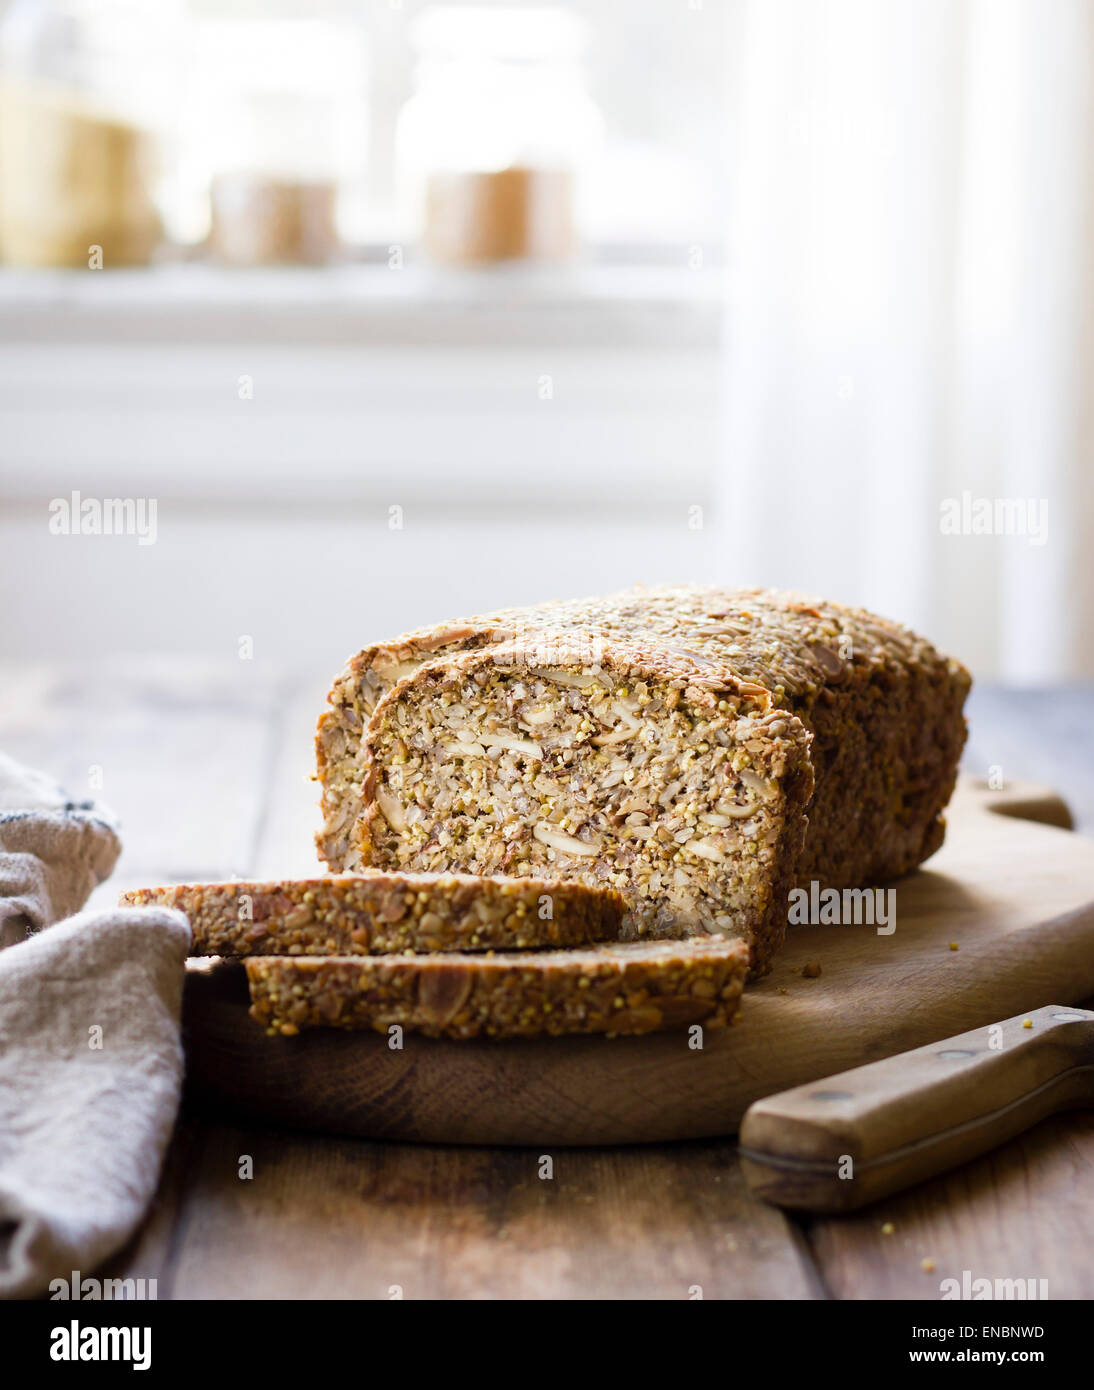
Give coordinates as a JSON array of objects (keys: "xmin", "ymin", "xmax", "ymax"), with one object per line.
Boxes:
[{"xmin": 738, "ymin": 1005, "xmax": 1094, "ymax": 1212}]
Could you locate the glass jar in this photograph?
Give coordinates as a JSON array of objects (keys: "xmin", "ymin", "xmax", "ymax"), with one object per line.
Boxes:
[
  {"xmin": 187, "ymin": 6, "xmax": 368, "ymax": 265},
  {"xmin": 396, "ymin": 6, "xmax": 604, "ymax": 265},
  {"xmin": 0, "ymin": 0, "xmax": 179, "ymax": 268}
]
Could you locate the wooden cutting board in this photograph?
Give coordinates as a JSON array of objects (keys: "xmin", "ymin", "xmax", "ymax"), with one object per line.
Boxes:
[{"xmin": 182, "ymin": 779, "xmax": 1094, "ymax": 1145}]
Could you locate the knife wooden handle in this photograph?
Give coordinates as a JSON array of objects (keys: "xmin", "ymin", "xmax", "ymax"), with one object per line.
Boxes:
[{"xmin": 738, "ymin": 1004, "xmax": 1094, "ymax": 1212}]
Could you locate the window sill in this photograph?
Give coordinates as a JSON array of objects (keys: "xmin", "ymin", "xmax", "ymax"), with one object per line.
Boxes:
[
  {"xmin": 0, "ymin": 261, "xmax": 723, "ymax": 509},
  {"xmin": 0, "ymin": 261, "xmax": 722, "ymax": 349}
]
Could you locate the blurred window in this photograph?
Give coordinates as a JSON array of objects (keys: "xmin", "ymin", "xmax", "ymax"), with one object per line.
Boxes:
[{"xmin": 0, "ymin": 0, "xmax": 727, "ymax": 267}]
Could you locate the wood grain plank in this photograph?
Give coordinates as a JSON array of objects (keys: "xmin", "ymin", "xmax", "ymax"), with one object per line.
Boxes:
[
  {"xmin": 250, "ymin": 670, "xmax": 328, "ymax": 879},
  {"xmin": 0, "ymin": 659, "xmax": 286, "ymax": 907},
  {"xmin": 96, "ymin": 1115, "xmax": 209, "ymax": 1297},
  {"xmin": 964, "ymin": 685, "xmax": 1094, "ymax": 832},
  {"xmin": 805, "ymin": 1110, "xmax": 1094, "ymax": 1300},
  {"xmin": 160, "ymin": 1122, "xmax": 818, "ymax": 1300}
]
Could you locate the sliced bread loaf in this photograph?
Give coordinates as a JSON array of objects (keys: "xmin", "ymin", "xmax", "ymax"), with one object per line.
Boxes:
[{"xmin": 317, "ymin": 585, "xmax": 970, "ymax": 975}]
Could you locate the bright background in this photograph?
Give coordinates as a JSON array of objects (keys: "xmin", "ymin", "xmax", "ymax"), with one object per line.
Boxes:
[{"xmin": 1, "ymin": 0, "xmax": 1092, "ymax": 683}]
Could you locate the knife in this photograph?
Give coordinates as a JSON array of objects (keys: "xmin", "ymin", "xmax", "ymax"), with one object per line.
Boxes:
[{"xmin": 738, "ymin": 1003, "xmax": 1094, "ymax": 1212}]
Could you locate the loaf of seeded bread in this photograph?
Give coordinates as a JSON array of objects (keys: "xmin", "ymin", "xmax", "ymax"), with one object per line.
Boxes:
[
  {"xmin": 121, "ymin": 873, "xmax": 625, "ymax": 955},
  {"xmin": 246, "ymin": 935, "xmax": 749, "ymax": 1039},
  {"xmin": 316, "ymin": 586, "xmax": 971, "ymax": 975}
]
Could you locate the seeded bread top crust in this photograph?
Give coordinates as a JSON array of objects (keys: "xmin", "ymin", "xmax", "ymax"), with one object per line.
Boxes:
[
  {"xmin": 317, "ymin": 585, "xmax": 970, "ymax": 870},
  {"xmin": 333, "ymin": 584, "xmax": 965, "ymax": 709}
]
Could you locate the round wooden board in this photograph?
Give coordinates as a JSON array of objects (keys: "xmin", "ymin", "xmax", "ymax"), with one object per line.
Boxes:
[{"xmin": 183, "ymin": 779, "xmax": 1094, "ymax": 1145}]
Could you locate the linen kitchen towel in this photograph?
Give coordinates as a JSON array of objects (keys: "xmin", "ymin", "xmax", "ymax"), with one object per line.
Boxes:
[
  {"xmin": 0, "ymin": 749, "xmax": 121, "ymax": 950},
  {"xmin": 0, "ymin": 752, "xmax": 190, "ymax": 1298}
]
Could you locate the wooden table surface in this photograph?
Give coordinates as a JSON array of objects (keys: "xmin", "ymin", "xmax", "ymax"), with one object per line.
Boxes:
[{"xmin": 3, "ymin": 663, "xmax": 1092, "ymax": 1300}]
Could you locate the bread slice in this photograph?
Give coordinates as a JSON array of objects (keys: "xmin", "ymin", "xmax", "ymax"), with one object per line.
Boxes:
[
  {"xmin": 245, "ymin": 936, "xmax": 749, "ymax": 1039},
  {"xmin": 355, "ymin": 640, "xmax": 814, "ymax": 976},
  {"xmin": 120, "ymin": 873, "xmax": 625, "ymax": 956},
  {"xmin": 318, "ymin": 585, "xmax": 970, "ymax": 975}
]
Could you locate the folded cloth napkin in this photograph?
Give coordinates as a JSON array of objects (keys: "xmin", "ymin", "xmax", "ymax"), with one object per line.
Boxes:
[
  {"xmin": 0, "ymin": 750, "xmax": 123, "ymax": 951},
  {"xmin": 0, "ymin": 753, "xmax": 190, "ymax": 1298}
]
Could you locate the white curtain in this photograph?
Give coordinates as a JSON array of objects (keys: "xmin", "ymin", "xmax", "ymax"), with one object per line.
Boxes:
[{"xmin": 718, "ymin": 0, "xmax": 1094, "ymax": 679}]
